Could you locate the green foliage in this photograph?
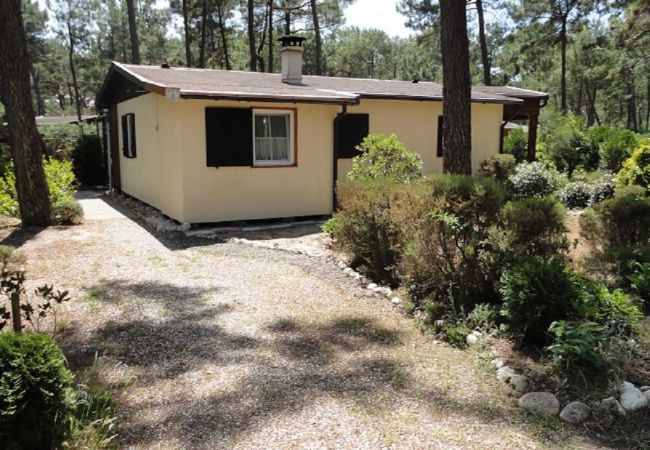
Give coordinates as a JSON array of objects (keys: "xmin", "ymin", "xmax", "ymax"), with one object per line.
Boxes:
[
  {"xmin": 598, "ymin": 128, "xmax": 639, "ymax": 173},
  {"xmin": 499, "ymin": 258, "xmax": 585, "ymax": 347},
  {"xmin": 557, "ymin": 181, "xmax": 592, "ymax": 209},
  {"xmin": 348, "ymin": 134, "xmax": 423, "ymax": 183},
  {"xmin": 467, "ymin": 303, "xmax": 499, "ymax": 333},
  {"xmin": 508, "ymin": 161, "xmax": 561, "ymax": 198},
  {"xmin": 539, "ymin": 114, "xmax": 590, "ymax": 175},
  {"xmin": 438, "ymin": 321, "xmax": 472, "ymax": 348},
  {"xmin": 547, "ymin": 321, "xmax": 606, "ymax": 375},
  {"xmin": 0, "ymin": 158, "xmax": 77, "ymax": 219},
  {"xmin": 627, "ymin": 261, "xmax": 650, "ymax": 312},
  {"xmin": 72, "ymin": 135, "xmax": 106, "ymax": 187},
  {"xmin": 616, "ymin": 139, "xmax": 650, "ymax": 190},
  {"xmin": 0, "ymin": 332, "xmax": 75, "ymax": 449},
  {"xmin": 588, "ymin": 172, "xmax": 616, "ymax": 204},
  {"xmin": 53, "ymin": 199, "xmax": 84, "ymax": 225},
  {"xmin": 321, "ymin": 216, "xmax": 340, "ymax": 236},
  {"xmin": 503, "ymin": 128, "xmax": 528, "ymax": 162},
  {"xmin": 582, "ymin": 284, "xmax": 642, "ymax": 335},
  {"xmin": 479, "ymin": 154, "xmax": 517, "ymax": 181}
]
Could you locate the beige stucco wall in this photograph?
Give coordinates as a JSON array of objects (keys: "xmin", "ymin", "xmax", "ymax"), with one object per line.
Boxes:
[{"xmin": 117, "ymin": 94, "xmax": 504, "ymax": 224}]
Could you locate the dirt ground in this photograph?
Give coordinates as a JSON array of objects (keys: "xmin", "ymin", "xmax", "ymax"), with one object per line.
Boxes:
[{"xmin": 1, "ymin": 192, "xmax": 615, "ymax": 449}]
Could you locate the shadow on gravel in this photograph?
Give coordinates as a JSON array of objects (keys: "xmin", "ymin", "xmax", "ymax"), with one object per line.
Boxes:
[{"xmin": 0, "ymin": 226, "xmax": 46, "ymax": 248}]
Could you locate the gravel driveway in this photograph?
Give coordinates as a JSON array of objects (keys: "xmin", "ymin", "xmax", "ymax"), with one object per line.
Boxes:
[{"xmin": 2, "ymin": 192, "xmax": 606, "ymax": 449}]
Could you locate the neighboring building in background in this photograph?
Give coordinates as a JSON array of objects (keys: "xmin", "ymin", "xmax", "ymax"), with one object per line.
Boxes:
[{"xmin": 97, "ymin": 36, "xmax": 547, "ymax": 225}]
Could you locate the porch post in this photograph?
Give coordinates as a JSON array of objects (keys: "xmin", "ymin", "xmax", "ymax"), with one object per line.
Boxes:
[{"xmin": 527, "ymin": 114, "xmax": 539, "ymax": 161}]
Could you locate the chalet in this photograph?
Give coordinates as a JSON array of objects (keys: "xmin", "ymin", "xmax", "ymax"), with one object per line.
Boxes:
[{"xmin": 96, "ymin": 36, "xmax": 547, "ymax": 225}]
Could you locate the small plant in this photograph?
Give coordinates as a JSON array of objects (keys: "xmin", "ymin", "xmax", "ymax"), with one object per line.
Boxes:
[
  {"xmin": 53, "ymin": 199, "xmax": 84, "ymax": 225},
  {"xmin": 0, "ymin": 332, "xmax": 76, "ymax": 449},
  {"xmin": 503, "ymin": 128, "xmax": 528, "ymax": 162},
  {"xmin": 467, "ymin": 303, "xmax": 499, "ymax": 333},
  {"xmin": 547, "ymin": 320, "xmax": 606, "ymax": 377},
  {"xmin": 508, "ymin": 161, "xmax": 561, "ymax": 198},
  {"xmin": 627, "ymin": 261, "xmax": 650, "ymax": 312},
  {"xmin": 321, "ymin": 216, "xmax": 340, "ymax": 236},
  {"xmin": 557, "ymin": 181, "xmax": 592, "ymax": 209},
  {"xmin": 479, "ymin": 154, "xmax": 517, "ymax": 180},
  {"xmin": 582, "ymin": 283, "xmax": 642, "ymax": 336},
  {"xmin": 348, "ymin": 133, "xmax": 423, "ymax": 183},
  {"xmin": 616, "ymin": 138, "xmax": 650, "ymax": 190}
]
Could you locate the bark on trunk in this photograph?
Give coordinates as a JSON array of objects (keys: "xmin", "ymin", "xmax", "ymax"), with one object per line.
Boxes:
[
  {"xmin": 126, "ymin": 0, "xmax": 140, "ymax": 64},
  {"xmin": 310, "ymin": 0, "xmax": 322, "ymax": 75},
  {"xmin": 182, "ymin": 0, "xmax": 192, "ymax": 67},
  {"xmin": 476, "ymin": 0, "xmax": 491, "ymax": 85},
  {"xmin": 216, "ymin": 4, "xmax": 231, "ymax": 70},
  {"xmin": 0, "ymin": 0, "xmax": 52, "ymax": 226},
  {"xmin": 199, "ymin": 0, "xmax": 208, "ymax": 68},
  {"xmin": 256, "ymin": 2, "xmax": 269, "ymax": 72},
  {"xmin": 248, "ymin": 0, "xmax": 257, "ymax": 71},
  {"xmin": 268, "ymin": 0, "xmax": 274, "ymax": 72},
  {"xmin": 560, "ymin": 20, "xmax": 568, "ymax": 115},
  {"xmin": 29, "ymin": 64, "xmax": 45, "ymax": 116},
  {"xmin": 440, "ymin": 0, "xmax": 472, "ymax": 174},
  {"xmin": 67, "ymin": 17, "xmax": 82, "ymax": 122}
]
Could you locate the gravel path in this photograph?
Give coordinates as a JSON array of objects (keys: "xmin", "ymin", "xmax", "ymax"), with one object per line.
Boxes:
[{"xmin": 3, "ymin": 194, "xmax": 607, "ymax": 449}]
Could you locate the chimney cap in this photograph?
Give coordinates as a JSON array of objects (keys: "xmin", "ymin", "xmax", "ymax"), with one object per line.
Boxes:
[{"xmin": 278, "ymin": 35, "xmax": 306, "ymax": 48}]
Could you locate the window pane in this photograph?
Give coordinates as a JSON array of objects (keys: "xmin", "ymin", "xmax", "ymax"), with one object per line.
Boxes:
[
  {"xmin": 255, "ymin": 138, "xmax": 271, "ymax": 160},
  {"xmin": 270, "ymin": 115, "xmax": 288, "ymax": 138},
  {"xmin": 255, "ymin": 115, "xmax": 268, "ymax": 138},
  {"xmin": 272, "ymin": 138, "xmax": 289, "ymax": 161}
]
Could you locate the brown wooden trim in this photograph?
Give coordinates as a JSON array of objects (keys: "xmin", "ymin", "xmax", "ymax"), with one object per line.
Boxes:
[
  {"xmin": 358, "ymin": 93, "xmax": 522, "ymax": 105},
  {"xmin": 182, "ymin": 93, "xmax": 358, "ymax": 106},
  {"xmin": 251, "ymin": 106, "xmax": 299, "ymax": 168},
  {"xmin": 109, "ymin": 106, "xmax": 121, "ymax": 191}
]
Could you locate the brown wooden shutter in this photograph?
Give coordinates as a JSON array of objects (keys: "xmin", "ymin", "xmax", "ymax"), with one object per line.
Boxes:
[
  {"xmin": 205, "ymin": 108, "xmax": 253, "ymax": 167},
  {"xmin": 436, "ymin": 115, "xmax": 444, "ymax": 157},
  {"xmin": 334, "ymin": 113, "xmax": 369, "ymax": 158},
  {"xmin": 121, "ymin": 114, "xmax": 128, "ymax": 157},
  {"xmin": 129, "ymin": 114, "xmax": 137, "ymax": 158}
]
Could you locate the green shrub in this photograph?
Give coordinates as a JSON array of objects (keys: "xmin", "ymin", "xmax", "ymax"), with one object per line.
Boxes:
[
  {"xmin": 503, "ymin": 128, "xmax": 528, "ymax": 162},
  {"xmin": 394, "ymin": 175, "xmax": 507, "ymax": 308},
  {"xmin": 598, "ymin": 128, "xmax": 639, "ymax": 172},
  {"xmin": 499, "ymin": 258, "xmax": 584, "ymax": 347},
  {"xmin": 0, "ymin": 158, "xmax": 77, "ymax": 219},
  {"xmin": 0, "ymin": 332, "xmax": 75, "ymax": 449},
  {"xmin": 321, "ymin": 216, "xmax": 340, "ymax": 236},
  {"xmin": 479, "ymin": 154, "xmax": 516, "ymax": 181},
  {"xmin": 500, "ymin": 197, "xmax": 568, "ymax": 260},
  {"xmin": 616, "ymin": 139, "xmax": 650, "ymax": 190},
  {"xmin": 439, "ymin": 321, "xmax": 472, "ymax": 348},
  {"xmin": 547, "ymin": 320, "xmax": 606, "ymax": 376},
  {"xmin": 53, "ymin": 199, "xmax": 84, "ymax": 225},
  {"xmin": 628, "ymin": 261, "xmax": 650, "ymax": 312},
  {"xmin": 540, "ymin": 114, "xmax": 590, "ymax": 175},
  {"xmin": 508, "ymin": 161, "xmax": 561, "ymax": 198},
  {"xmin": 72, "ymin": 135, "xmax": 106, "ymax": 187},
  {"xmin": 348, "ymin": 133, "xmax": 422, "ymax": 183},
  {"xmin": 582, "ymin": 284, "xmax": 642, "ymax": 335},
  {"xmin": 467, "ymin": 303, "xmax": 499, "ymax": 333},
  {"xmin": 557, "ymin": 181, "xmax": 592, "ymax": 209},
  {"xmin": 588, "ymin": 172, "xmax": 616, "ymax": 204}
]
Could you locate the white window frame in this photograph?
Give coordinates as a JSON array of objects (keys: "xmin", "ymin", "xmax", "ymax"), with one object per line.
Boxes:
[{"xmin": 252, "ymin": 109, "xmax": 295, "ymax": 166}]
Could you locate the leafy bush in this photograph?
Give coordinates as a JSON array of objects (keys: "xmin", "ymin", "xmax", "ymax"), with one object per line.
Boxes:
[
  {"xmin": 508, "ymin": 161, "xmax": 561, "ymax": 198},
  {"xmin": 0, "ymin": 158, "xmax": 77, "ymax": 219},
  {"xmin": 557, "ymin": 181, "xmax": 592, "ymax": 209},
  {"xmin": 72, "ymin": 134, "xmax": 106, "ymax": 187},
  {"xmin": 394, "ymin": 175, "xmax": 507, "ymax": 308},
  {"xmin": 467, "ymin": 303, "xmax": 499, "ymax": 333},
  {"xmin": 539, "ymin": 114, "xmax": 590, "ymax": 175},
  {"xmin": 499, "ymin": 258, "xmax": 585, "ymax": 347},
  {"xmin": 479, "ymin": 154, "xmax": 516, "ymax": 181},
  {"xmin": 616, "ymin": 139, "xmax": 650, "ymax": 190},
  {"xmin": 0, "ymin": 332, "xmax": 75, "ymax": 449},
  {"xmin": 53, "ymin": 199, "xmax": 84, "ymax": 225},
  {"xmin": 547, "ymin": 320, "xmax": 606, "ymax": 375},
  {"xmin": 321, "ymin": 216, "xmax": 339, "ymax": 236},
  {"xmin": 588, "ymin": 172, "xmax": 616, "ymax": 204},
  {"xmin": 503, "ymin": 128, "xmax": 528, "ymax": 162},
  {"xmin": 598, "ymin": 128, "xmax": 639, "ymax": 172},
  {"xmin": 628, "ymin": 261, "xmax": 650, "ymax": 312},
  {"xmin": 582, "ymin": 284, "xmax": 642, "ymax": 336},
  {"xmin": 348, "ymin": 133, "xmax": 422, "ymax": 183},
  {"xmin": 499, "ymin": 197, "xmax": 568, "ymax": 260}
]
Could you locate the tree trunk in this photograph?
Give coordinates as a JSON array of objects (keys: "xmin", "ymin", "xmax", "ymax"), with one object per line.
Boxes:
[
  {"xmin": 10, "ymin": 288, "xmax": 21, "ymax": 333},
  {"xmin": 646, "ymin": 74, "xmax": 650, "ymax": 131},
  {"xmin": 284, "ymin": 8, "xmax": 290, "ymax": 35},
  {"xmin": 182, "ymin": 0, "xmax": 192, "ymax": 67},
  {"xmin": 268, "ymin": 0, "xmax": 274, "ymax": 72},
  {"xmin": 560, "ymin": 20, "xmax": 568, "ymax": 115},
  {"xmin": 310, "ymin": 0, "xmax": 322, "ymax": 75},
  {"xmin": 0, "ymin": 0, "xmax": 52, "ymax": 226},
  {"xmin": 475, "ymin": 0, "xmax": 490, "ymax": 85},
  {"xmin": 626, "ymin": 74, "xmax": 638, "ymax": 131},
  {"xmin": 440, "ymin": 0, "xmax": 472, "ymax": 174},
  {"xmin": 29, "ymin": 64, "xmax": 45, "ymax": 116},
  {"xmin": 126, "ymin": 0, "xmax": 140, "ymax": 64},
  {"xmin": 248, "ymin": 0, "xmax": 257, "ymax": 71},
  {"xmin": 67, "ymin": 16, "xmax": 82, "ymax": 122},
  {"xmin": 256, "ymin": 2, "xmax": 269, "ymax": 72},
  {"xmin": 199, "ymin": 0, "xmax": 208, "ymax": 68},
  {"xmin": 216, "ymin": 4, "xmax": 231, "ymax": 70}
]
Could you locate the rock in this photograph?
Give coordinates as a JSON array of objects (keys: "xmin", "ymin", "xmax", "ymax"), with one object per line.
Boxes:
[
  {"xmin": 367, "ymin": 283, "xmax": 378, "ymax": 290},
  {"xmin": 391, "ymin": 297, "xmax": 401, "ymax": 305},
  {"xmin": 337, "ymin": 261, "xmax": 347, "ymax": 269},
  {"xmin": 378, "ymin": 287, "xmax": 392, "ymax": 297},
  {"xmin": 518, "ymin": 392, "xmax": 560, "ymax": 417},
  {"xmin": 593, "ymin": 397, "xmax": 626, "ymax": 417},
  {"xmin": 466, "ymin": 333, "xmax": 479, "ymax": 346},
  {"xmin": 433, "ymin": 320, "xmax": 445, "ymax": 328},
  {"xmin": 505, "ymin": 374, "xmax": 528, "ymax": 398},
  {"xmin": 496, "ymin": 366, "xmax": 517, "ymax": 383},
  {"xmin": 178, "ymin": 223, "xmax": 191, "ymax": 232},
  {"xmin": 619, "ymin": 381, "xmax": 649, "ymax": 412},
  {"xmin": 490, "ymin": 358, "xmax": 504, "ymax": 370},
  {"xmin": 343, "ymin": 267, "xmax": 353, "ymax": 275},
  {"xmin": 639, "ymin": 386, "xmax": 650, "ymax": 393},
  {"xmin": 644, "ymin": 391, "xmax": 650, "ymax": 403},
  {"xmin": 560, "ymin": 401, "xmax": 591, "ymax": 424}
]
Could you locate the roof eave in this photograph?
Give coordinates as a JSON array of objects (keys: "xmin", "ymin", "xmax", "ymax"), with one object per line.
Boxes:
[
  {"xmin": 180, "ymin": 92, "xmax": 360, "ymax": 105},
  {"xmin": 358, "ymin": 93, "xmax": 522, "ymax": 105}
]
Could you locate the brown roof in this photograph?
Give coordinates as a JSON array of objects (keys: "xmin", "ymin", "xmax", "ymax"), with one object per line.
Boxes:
[{"xmin": 97, "ymin": 62, "xmax": 548, "ymax": 108}]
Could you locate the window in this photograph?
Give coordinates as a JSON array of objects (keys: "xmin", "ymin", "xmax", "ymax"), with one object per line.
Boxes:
[
  {"xmin": 436, "ymin": 115, "xmax": 444, "ymax": 157},
  {"xmin": 253, "ymin": 110, "xmax": 294, "ymax": 166},
  {"xmin": 121, "ymin": 113, "xmax": 136, "ymax": 158}
]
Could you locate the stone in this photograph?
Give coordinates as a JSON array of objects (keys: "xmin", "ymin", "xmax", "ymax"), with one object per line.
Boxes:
[
  {"xmin": 560, "ymin": 401, "xmax": 591, "ymax": 424},
  {"xmin": 367, "ymin": 283, "xmax": 378, "ymax": 290},
  {"xmin": 640, "ymin": 386, "xmax": 650, "ymax": 393},
  {"xmin": 178, "ymin": 223, "xmax": 192, "ymax": 232},
  {"xmin": 619, "ymin": 381, "xmax": 649, "ymax": 412},
  {"xmin": 496, "ymin": 366, "xmax": 517, "ymax": 383},
  {"xmin": 391, "ymin": 297, "xmax": 401, "ymax": 305},
  {"xmin": 433, "ymin": 320, "xmax": 445, "ymax": 328},
  {"xmin": 343, "ymin": 267, "xmax": 353, "ymax": 275},
  {"xmin": 379, "ymin": 287, "xmax": 392, "ymax": 297},
  {"xmin": 490, "ymin": 358, "xmax": 505, "ymax": 370},
  {"xmin": 505, "ymin": 374, "xmax": 528, "ymax": 398},
  {"xmin": 518, "ymin": 392, "xmax": 560, "ymax": 417},
  {"xmin": 644, "ymin": 391, "xmax": 650, "ymax": 403},
  {"xmin": 594, "ymin": 397, "xmax": 626, "ymax": 417},
  {"xmin": 337, "ymin": 261, "xmax": 347, "ymax": 269},
  {"xmin": 466, "ymin": 333, "xmax": 479, "ymax": 346}
]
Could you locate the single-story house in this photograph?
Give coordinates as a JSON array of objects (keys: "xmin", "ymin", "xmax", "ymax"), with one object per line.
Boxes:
[{"xmin": 96, "ymin": 36, "xmax": 548, "ymax": 225}]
